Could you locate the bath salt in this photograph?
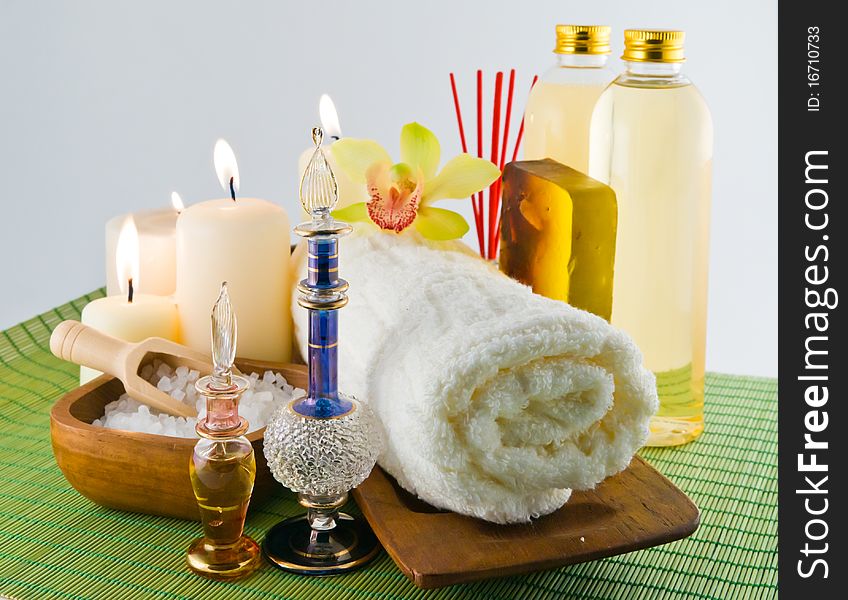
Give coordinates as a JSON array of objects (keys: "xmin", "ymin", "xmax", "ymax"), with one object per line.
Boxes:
[{"xmin": 92, "ymin": 359, "xmax": 304, "ymax": 438}]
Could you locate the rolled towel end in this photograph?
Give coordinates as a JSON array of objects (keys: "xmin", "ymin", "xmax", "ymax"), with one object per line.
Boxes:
[{"xmin": 294, "ymin": 232, "xmax": 659, "ymax": 524}]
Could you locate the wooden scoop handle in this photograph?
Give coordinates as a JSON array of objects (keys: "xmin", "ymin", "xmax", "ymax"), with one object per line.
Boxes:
[{"xmin": 50, "ymin": 320, "xmax": 131, "ymax": 381}]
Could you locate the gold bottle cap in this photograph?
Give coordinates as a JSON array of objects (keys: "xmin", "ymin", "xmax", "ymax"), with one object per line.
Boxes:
[
  {"xmin": 554, "ymin": 25, "xmax": 611, "ymax": 55},
  {"xmin": 622, "ymin": 29, "xmax": 685, "ymax": 63}
]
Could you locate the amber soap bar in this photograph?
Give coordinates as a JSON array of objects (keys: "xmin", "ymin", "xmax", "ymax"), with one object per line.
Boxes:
[{"xmin": 499, "ymin": 159, "xmax": 617, "ymax": 320}]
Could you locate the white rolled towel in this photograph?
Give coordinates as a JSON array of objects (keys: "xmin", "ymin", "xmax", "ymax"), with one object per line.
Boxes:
[{"xmin": 292, "ymin": 232, "xmax": 658, "ymax": 524}]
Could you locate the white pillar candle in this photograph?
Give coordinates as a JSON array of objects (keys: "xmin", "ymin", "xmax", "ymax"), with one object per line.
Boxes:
[
  {"xmin": 297, "ymin": 95, "xmax": 368, "ymax": 212},
  {"xmin": 105, "ymin": 192, "xmax": 183, "ymax": 296},
  {"xmin": 176, "ymin": 140, "xmax": 292, "ymax": 363},
  {"xmin": 83, "ymin": 216, "xmax": 179, "ymax": 384},
  {"xmin": 81, "ymin": 296, "xmax": 179, "ymax": 384}
]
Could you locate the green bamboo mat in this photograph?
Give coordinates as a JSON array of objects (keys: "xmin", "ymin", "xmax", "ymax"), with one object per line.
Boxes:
[{"xmin": 0, "ymin": 290, "xmax": 777, "ymax": 600}]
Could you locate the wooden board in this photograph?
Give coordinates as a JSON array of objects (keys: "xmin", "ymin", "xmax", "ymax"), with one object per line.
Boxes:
[{"xmin": 352, "ymin": 457, "xmax": 699, "ymax": 589}]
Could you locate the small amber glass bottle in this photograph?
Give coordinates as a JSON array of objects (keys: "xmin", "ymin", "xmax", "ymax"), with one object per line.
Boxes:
[
  {"xmin": 187, "ymin": 379, "xmax": 260, "ymax": 580},
  {"xmin": 186, "ymin": 283, "xmax": 261, "ymax": 580}
]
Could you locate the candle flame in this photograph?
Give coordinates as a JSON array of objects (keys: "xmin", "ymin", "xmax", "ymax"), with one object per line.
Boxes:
[
  {"xmin": 115, "ymin": 215, "xmax": 140, "ymax": 297},
  {"xmin": 319, "ymin": 94, "xmax": 342, "ymax": 139},
  {"xmin": 213, "ymin": 139, "xmax": 240, "ymax": 196},
  {"xmin": 170, "ymin": 191, "xmax": 185, "ymax": 213}
]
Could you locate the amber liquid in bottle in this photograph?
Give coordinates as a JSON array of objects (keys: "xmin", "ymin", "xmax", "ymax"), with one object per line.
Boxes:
[
  {"xmin": 524, "ymin": 54, "xmax": 614, "ymax": 173},
  {"xmin": 189, "ymin": 438, "xmax": 256, "ymax": 546},
  {"xmin": 590, "ymin": 59, "xmax": 712, "ymax": 447},
  {"xmin": 186, "ymin": 392, "xmax": 261, "ymax": 581}
]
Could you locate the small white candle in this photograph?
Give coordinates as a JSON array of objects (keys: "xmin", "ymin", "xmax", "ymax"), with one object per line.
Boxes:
[
  {"xmin": 83, "ymin": 216, "xmax": 179, "ymax": 384},
  {"xmin": 176, "ymin": 140, "xmax": 292, "ymax": 363},
  {"xmin": 297, "ymin": 94, "xmax": 368, "ymax": 212},
  {"xmin": 104, "ymin": 192, "xmax": 183, "ymax": 296}
]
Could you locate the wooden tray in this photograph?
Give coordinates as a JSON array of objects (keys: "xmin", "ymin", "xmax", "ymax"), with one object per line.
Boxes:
[{"xmin": 352, "ymin": 457, "xmax": 699, "ymax": 589}]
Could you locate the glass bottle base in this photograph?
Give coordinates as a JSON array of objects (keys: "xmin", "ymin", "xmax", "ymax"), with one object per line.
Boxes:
[
  {"xmin": 646, "ymin": 415, "xmax": 704, "ymax": 447},
  {"xmin": 186, "ymin": 535, "xmax": 262, "ymax": 581},
  {"xmin": 262, "ymin": 513, "xmax": 380, "ymax": 575}
]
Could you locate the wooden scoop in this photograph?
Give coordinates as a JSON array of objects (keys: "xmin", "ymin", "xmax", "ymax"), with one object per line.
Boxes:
[{"xmin": 50, "ymin": 320, "xmax": 215, "ymax": 418}]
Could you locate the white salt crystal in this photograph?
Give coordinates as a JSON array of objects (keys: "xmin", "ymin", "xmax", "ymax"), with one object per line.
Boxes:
[
  {"xmin": 253, "ymin": 391, "xmax": 273, "ymax": 405},
  {"xmin": 93, "ymin": 362, "xmax": 299, "ymax": 438}
]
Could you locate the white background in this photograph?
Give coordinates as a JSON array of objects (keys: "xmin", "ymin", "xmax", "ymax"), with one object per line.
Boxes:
[{"xmin": 0, "ymin": 0, "xmax": 777, "ymax": 376}]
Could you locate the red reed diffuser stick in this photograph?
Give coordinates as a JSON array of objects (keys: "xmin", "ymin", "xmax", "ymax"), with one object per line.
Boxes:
[
  {"xmin": 512, "ymin": 75, "xmax": 539, "ymax": 163},
  {"xmin": 489, "ymin": 69, "xmax": 516, "ymax": 259},
  {"xmin": 449, "ymin": 72, "xmax": 484, "ymax": 256},
  {"xmin": 476, "ymin": 70, "xmax": 484, "ymax": 243},
  {"xmin": 449, "ymin": 71, "xmax": 535, "ymax": 259},
  {"xmin": 487, "ymin": 72, "xmax": 503, "ymax": 260}
]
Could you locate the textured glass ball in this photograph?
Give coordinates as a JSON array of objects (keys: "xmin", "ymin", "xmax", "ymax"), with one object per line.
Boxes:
[{"xmin": 263, "ymin": 393, "xmax": 382, "ymax": 497}]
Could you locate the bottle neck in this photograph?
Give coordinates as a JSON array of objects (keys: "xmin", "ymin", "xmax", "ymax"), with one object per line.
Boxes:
[
  {"xmin": 618, "ymin": 60, "xmax": 689, "ymax": 88},
  {"xmin": 204, "ymin": 396, "xmax": 243, "ymax": 432},
  {"xmin": 292, "ymin": 236, "xmax": 354, "ymax": 419},
  {"xmin": 195, "ymin": 375, "xmax": 249, "ymax": 438},
  {"xmin": 625, "ymin": 60, "xmax": 683, "ymax": 76},
  {"xmin": 306, "ymin": 237, "xmax": 340, "ymax": 404},
  {"xmin": 556, "ymin": 54, "xmax": 609, "ymax": 69}
]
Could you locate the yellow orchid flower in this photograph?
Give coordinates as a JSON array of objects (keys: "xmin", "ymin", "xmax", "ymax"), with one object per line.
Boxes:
[{"xmin": 330, "ymin": 122, "xmax": 500, "ymax": 240}]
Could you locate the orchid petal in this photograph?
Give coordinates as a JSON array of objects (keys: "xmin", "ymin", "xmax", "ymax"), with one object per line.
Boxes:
[
  {"xmin": 330, "ymin": 139, "xmax": 392, "ymax": 184},
  {"xmin": 400, "ymin": 122, "xmax": 440, "ymax": 180},
  {"xmin": 366, "ymin": 162, "xmax": 422, "ymax": 233},
  {"xmin": 389, "ymin": 162, "xmax": 415, "ymax": 182},
  {"xmin": 332, "ymin": 202, "xmax": 370, "ymax": 223},
  {"xmin": 414, "ymin": 206, "xmax": 470, "ymax": 241},
  {"xmin": 422, "ymin": 154, "xmax": 501, "ymax": 204}
]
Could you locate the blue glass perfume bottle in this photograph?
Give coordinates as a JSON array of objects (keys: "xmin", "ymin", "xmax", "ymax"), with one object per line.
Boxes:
[{"xmin": 262, "ymin": 127, "xmax": 382, "ymax": 575}]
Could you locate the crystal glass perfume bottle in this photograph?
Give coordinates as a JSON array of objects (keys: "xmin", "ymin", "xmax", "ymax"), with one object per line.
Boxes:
[
  {"xmin": 523, "ymin": 24, "xmax": 615, "ymax": 174},
  {"xmin": 589, "ymin": 30, "xmax": 713, "ymax": 446},
  {"xmin": 186, "ymin": 283, "xmax": 261, "ymax": 580},
  {"xmin": 262, "ymin": 128, "xmax": 382, "ymax": 575}
]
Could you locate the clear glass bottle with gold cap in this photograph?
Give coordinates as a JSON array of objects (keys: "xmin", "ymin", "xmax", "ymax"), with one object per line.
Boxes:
[
  {"xmin": 589, "ymin": 30, "xmax": 713, "ymax": 447},
  {"xmin": 523, "ymin": 24, "xmax": 615, "ymax": 174},
  {"xmin": 186, "ymin": 282, "xmax": 261, "ymax": 580}
]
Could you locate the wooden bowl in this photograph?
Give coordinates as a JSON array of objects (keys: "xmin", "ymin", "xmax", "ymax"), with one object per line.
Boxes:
[{"xmin": 50, "ymin": 358, "xmax": 308, "ymax": 521}]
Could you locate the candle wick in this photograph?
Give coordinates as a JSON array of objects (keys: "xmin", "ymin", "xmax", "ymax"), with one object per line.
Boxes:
[
  {"xmin": 331, "ymin": 135, "xmax": 340, "ymax": 142},
  {"xmin": 128, "ymin": 279, "xmax": 134, "ymax": 304},
  {"xmin": 229, "ymin": 177, "xmax": 236, "ymax": 202}
]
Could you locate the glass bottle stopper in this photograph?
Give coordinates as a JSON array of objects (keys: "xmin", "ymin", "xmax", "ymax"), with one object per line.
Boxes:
[{"xmin": 196, "ymin": 282, "xmax": 249, "ymax": 437}]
